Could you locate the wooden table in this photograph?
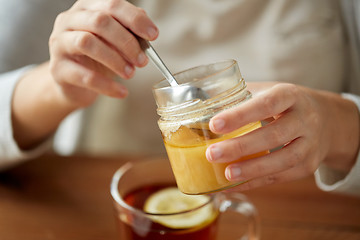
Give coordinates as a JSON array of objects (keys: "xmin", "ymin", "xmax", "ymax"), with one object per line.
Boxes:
[{"xmin": 0, "ymin": 154, "xmax": 359, "ymax": 240}]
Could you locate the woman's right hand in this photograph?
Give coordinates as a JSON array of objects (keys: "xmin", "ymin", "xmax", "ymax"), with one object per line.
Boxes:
[
  {"xmin": 49, "ymin": 0, "xmax": 158, "ymax": 108},
  {"xmin": 11, "ymin": 0, "xmax": 158, "ymax": 150}
]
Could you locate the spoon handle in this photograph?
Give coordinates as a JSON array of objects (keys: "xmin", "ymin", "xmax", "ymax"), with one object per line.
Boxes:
[{"xmin": 138, "ymin": 39, "xmax": 179, "ymax": 87}]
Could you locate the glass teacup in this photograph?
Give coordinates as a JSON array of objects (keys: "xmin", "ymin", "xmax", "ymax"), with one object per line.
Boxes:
[{"xmin": 110, "ymin": 158, "xmax": 260, "ymax": 240}]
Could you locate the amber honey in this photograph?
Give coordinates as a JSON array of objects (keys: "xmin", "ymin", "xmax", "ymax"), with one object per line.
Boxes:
[{"xmin": 163, "ymin": 121, "xmax": 267, "ymax": 194}]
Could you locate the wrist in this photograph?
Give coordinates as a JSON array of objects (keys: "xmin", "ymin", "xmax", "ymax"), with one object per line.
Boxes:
[
  {"xmin": 317, "ymin": 90, "xmax": 360, "ymax": 172},
  {"xmin": 12, "ymin": 62, "xmax": 80, "ymax": 149}
]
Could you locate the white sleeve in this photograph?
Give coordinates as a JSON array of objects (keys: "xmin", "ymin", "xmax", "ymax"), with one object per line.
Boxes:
[
  {"xmin": 0, "ymin": 65, "xmax": 52, "ymax": 170},
  {"xmin": 314, "ymin": 93, "xmax": 360, "ymax": 196}
]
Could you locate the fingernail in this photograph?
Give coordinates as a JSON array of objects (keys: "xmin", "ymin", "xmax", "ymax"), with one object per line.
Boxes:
[
  {"xmin": 226, "ymin": 167, "xmax": 241, "ymax": 180},
  {"xmin": 137, "ymin": 52, "xmax": 147, "ymax": 65},
  {"xmin": 124, "ymin": 65, "xmax": 134, "ymax": 77},
  {"xmin": 207, "ymin": 145, "xmax": 223, "ymax": 161},
  {"xmin": 147, "ymin": 27, "xmax": 158, "ymax": 39},
  {"xmin": 211, "ymin": 119, "xmax": 225, "ymax": 132}
]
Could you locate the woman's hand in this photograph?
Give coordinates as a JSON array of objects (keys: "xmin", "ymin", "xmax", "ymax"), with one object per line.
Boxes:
[
  {"xmin": 49, "ymin": 0, "xmax": 158, "ymax": 107},
  {"xmin": 206, "ymin": 83, "xmax": 360, "ymax": 191},
  {"xmin": 12, "ymin": 0, "xmax": 158, "ymax": 150}
]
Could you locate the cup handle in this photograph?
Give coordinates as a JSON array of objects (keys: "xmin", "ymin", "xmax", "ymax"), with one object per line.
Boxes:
[{"xmin": 218, "ymin": 192, "xmax": 260, "ymax": 240}]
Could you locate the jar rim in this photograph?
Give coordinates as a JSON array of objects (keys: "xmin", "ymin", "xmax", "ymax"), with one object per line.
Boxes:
[
  {"xmin": 152, "ymin": 59, "xmax": 238, "ymax": 89},
  {"xmin": 152, "ymin": 59, "xmax": 243, "ymax": 109}
]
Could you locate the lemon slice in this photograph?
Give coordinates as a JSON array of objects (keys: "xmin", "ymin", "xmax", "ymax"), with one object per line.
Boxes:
[{"xmin": 144, "ymin": 187, "xmax": 215, "ymax": 229}]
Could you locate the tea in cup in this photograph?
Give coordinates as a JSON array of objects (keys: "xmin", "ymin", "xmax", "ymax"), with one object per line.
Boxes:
[{"xmin": 110, "ymin": 158, "xmax": 260, "ymax": 240}]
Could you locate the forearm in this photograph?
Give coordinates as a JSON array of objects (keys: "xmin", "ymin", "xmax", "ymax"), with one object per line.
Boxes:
[{"xmin": 11, "ymin": 62, "xmax": 78, "ymax": 150}]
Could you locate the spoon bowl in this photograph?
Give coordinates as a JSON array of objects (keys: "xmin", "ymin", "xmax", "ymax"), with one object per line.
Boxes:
[{"xmin": 139, "ymin": 39, "xmax": 209, "ymax": 103}]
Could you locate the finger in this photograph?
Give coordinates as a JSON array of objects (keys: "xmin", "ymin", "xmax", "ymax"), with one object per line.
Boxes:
[
  {"xmin": 209, "ymin": 84, "xmax": 299, "ymax": 134},
  {"xmin": 53, "ymin": 59, "xmax": 128, "ymax": 98},
  {"xmin": 206, "ymin": 110, "xmax": 303, "ymax": 163},
  {"xmin": 224, "ymin": 137, "xmax": 308, "ymax": 182},
  {"xmin": 80, "ymin": 0, "xmax": 159, "ymax": 40},
  {"xmin": 115, "ymin": 1, "xmax": 159, "ymax": 40},
  {"xmin": 56, "ymin": 31, "xmax": 135, "ymax": 79},
  {"xmin": 225, "ymin": 165, "xmax": 310, "ymax": 192},
  {"xmin": 58, "ymin": 10, "xmax": 148, "ymax": 67}
]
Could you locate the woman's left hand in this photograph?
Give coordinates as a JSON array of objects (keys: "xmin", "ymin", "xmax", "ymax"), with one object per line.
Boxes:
[{"xmin": 205, "ymin": 82, "xmax": 360, "ymax": 191}]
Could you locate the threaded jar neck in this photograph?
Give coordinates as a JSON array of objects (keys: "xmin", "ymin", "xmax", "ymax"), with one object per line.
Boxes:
[{"xmin": 157, "ymin": 79, "xmax": 250, "ymax": 120}]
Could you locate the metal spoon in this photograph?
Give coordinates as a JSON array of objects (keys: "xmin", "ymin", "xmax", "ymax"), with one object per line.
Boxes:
[{"xmin": 138, "ymin": 39, "xmax": 209, "ymax": 103}]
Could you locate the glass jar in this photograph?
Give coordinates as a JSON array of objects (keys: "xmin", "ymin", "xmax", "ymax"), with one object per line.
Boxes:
[{"xmin": 152, "ymin": 60, "xmax": 266, "ymax": 195}]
